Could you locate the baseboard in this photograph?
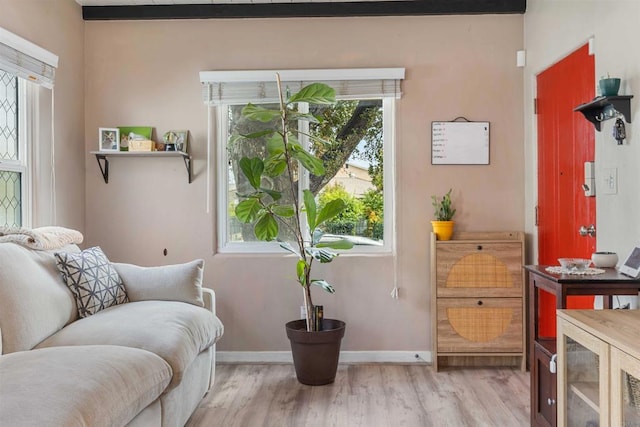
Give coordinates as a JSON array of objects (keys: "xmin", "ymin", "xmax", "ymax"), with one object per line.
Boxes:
[{"xmin": 217, "ymin": 351, "xmax": 431, "ymax": 364}]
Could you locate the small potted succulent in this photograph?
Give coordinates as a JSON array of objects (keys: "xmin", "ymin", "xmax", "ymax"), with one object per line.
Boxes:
[{"xmin": 431, "ymin": 189, "xmax": 456, "ymax": 240}]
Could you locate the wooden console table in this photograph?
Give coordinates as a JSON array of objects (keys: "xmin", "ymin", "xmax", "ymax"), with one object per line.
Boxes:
[{"xmin": 525, "ymin": 265, "xmax": 640, "ymax": 427}]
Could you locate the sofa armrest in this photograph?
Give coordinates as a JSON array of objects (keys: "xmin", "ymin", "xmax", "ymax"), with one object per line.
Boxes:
[{"xmin": 202, "ymin": 287, "xmax": 215, "ymax": 316}]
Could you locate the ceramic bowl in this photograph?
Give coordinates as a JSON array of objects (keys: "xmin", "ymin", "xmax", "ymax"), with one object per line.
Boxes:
[
  {"xmin": 558, "ymin": 258, "xmax": 592, "ymax": 271},
  {"xmin": 591, "ymin": 252, "xmax": 618, "ymax": 268}
]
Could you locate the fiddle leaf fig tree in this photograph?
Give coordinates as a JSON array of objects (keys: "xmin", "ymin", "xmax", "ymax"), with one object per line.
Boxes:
[{"xmin": 235, "ymin": 74, "xmax": 354, "ymax": 331}]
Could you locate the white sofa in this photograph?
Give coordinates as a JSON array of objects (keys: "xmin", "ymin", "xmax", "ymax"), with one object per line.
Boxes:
[{"xmin": 0, "ymin": 241, "xmax": 224, "ymax": 427}]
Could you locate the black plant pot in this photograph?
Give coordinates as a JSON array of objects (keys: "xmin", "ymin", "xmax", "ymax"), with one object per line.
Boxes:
[{"xmin": 285, "ymin": 318, "xmax": 346, "ymax": 386}]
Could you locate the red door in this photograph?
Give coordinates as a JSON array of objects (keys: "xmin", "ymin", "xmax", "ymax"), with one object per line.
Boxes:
[{"xmin": 537, "ymin": 44, "xmax": 596, "ymax": 337}]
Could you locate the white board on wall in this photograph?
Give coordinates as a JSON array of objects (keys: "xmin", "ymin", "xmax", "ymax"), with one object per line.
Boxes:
[{"xmin": 431, "ymin": 121, "xmax": 490, "ymax": 165}]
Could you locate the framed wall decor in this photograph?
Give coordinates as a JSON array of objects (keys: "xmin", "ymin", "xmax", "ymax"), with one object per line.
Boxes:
[
  {"xmin": 431, "ymin": 120, "xmax": 490, "ymax": 165},
  {"xmin": 98, "ymin": 128, "xmax": 120, "ymax": 151}
]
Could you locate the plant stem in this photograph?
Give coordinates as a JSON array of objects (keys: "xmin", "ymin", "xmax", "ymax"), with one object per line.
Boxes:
[{"xmin": 275, "ymin": 73, "xmax": 314, "ymax": 331}]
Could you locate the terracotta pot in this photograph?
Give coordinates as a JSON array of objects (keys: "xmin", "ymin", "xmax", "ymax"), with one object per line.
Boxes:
[
  {"xmin": 285, "ymin": 319, "xmax": 345, "ymax": 386},
  {"xmin": 431, "ymin": 220, "xmax": 455, "ymax": 241}
]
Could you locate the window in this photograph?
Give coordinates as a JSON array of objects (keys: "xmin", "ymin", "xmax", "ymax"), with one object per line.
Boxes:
[
  {"xmin": 0, "ymin": 69, "xmax": 26, "ymax": 228},
  {"xmin": 202, "ymin": 69, "xmax": 403, "ymax": 253},
  {"xmin": 0, "ymin": 26, "xmax": 58, "ymax": 228}
]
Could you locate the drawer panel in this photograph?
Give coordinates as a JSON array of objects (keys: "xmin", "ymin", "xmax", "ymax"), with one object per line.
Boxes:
[
  {"xmin": 436, "ymin": 242, "xmax": 522, "ymax": 298},
  {"xmin": 437, "ymin": 297, "xmax": 523, "ymax": 353}
]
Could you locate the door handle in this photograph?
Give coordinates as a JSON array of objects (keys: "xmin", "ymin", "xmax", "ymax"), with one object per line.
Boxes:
[{"xmin": 579, "ymin": 224, "xmax": 596, "ymax": 237}]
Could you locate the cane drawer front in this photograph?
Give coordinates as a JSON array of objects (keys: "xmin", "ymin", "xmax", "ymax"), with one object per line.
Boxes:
[
  {"xmin": 437, "ymin": 297, "xmax": 523, "ymax": 353},
  {"xmin": 436, "ymin": 242, "xmax": 523, "ymax": 298}
]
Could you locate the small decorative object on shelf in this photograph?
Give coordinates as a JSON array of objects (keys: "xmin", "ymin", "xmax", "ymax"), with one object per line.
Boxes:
[
  {"xmin": 163, "ymin": 130, "xmax": 189, "ymax": 153},
  {"xmin": 118, "ymin": 126, "xmax": 153, "ymax": 152},
  {"xmin": 599, "ymin": 74, "xmax": 621, "ymax": 96},
  {"xmin": 98, "ymin": 128, "xmax": 119, "ymax": 152}
]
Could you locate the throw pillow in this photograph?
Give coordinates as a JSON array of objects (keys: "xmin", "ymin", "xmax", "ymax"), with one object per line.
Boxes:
[
  {"xmin": 54, "ymin": 246, "xmax": 128, "ymax": 318},
  {"xmin": 112, "ymin": 259, "xmax": 205, "ymax": 307}
]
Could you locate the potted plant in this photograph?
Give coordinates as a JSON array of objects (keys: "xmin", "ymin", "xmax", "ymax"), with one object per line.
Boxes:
[
  {"xmin": 431, "ymin": 188, "xmax": 456, "ymax": 240},
  {"xmin": 234, "ymin": 75, "xmax": 353, "ymax": 385}
]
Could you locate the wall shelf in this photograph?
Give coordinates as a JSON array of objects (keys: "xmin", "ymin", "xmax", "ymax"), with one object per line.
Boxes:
[
  {"xmin": 90, "ymin": 151, "xmax": 192, "ymax": 184},
  {"xmin": 574, "ymin": 95, "xmax": 633, "ymax": 131}
]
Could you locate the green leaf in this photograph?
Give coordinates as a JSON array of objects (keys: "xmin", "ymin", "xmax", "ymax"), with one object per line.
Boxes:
[
  {"xmin": 278, "ymin": 239, "xmax": 300, "ymax": 257},
  {"xmin": 303, "ymin": 189, "xmax": 317, "ymax": 230},
  {"xmin": 266, "ymin": 134, "xmax": 285, "ymax": 155},
  {"xmin": 264, "ymin": 157, "xmax": 288, "ymax": 177},
  {"xmin": 271, "ymin": 204, "xmax": 295, "ymax": 217},
  {"xmin": 305, "ymin": 247, "xmax": 338, "ymax": 263},
  {"xmin": 292, "ymin": 150, "xmax": 325, "ymax": 176},
  {"xmin": 259, "ymin": 188, "xmax": 282, "ymax": 201},
  {"xmin": 316, "ymin": 239, "xmax": 354, "ymax": 250},
  {"xmin": 315, "ymin": 199, "xmax": 347, "ymax": 228},
  {"xmin": 311, "ymin": 279, "xmax": 335, "ymax": 294},
  {"xmin": 235, "ymin": 199, "xmax": 262, "ymax": 223},
  {"xmin": 241, "ymin": 129, "xmax": 275, "ymax": 139},
  {"xmin": 296, "ymin": 259, "xmax": 307, "ymax": 284},
  {"xmin": 254, "ymin": 213, "xmax": 278, "ymax": 241},
  {"xmin": 288, "ymin": 83, "xmax": 336, "ymax": 105},
  {"xmin": 288, "ymin": 112, "xmax": 320, "ymax": 123},
  {"xmin": 242, "ymin": 104, "xmax": 282, "ymax": 122},
  {"xmin": 312, "ymin": 229, "xmax": 324, "ymax": 246},
  {"xmin": 239, "ymin": 157, "xmax": 264, "ymax": 190}
]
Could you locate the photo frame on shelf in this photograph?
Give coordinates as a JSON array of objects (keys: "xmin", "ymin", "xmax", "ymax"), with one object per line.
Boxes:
[
  {"xmin": 118, "ymin": 126, "xmax": 153, "ymax": 152},
  {"xmin": 163, "ymin": 130, "xmax": 189, "ymax": 153},
  {"xmin": 98, "ymin": 128, "xmax": 120, "ymax": 152}
]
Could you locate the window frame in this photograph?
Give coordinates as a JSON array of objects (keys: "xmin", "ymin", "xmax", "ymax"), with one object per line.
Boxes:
[
  {"xmin": 216, "ymin": 96, "xmax": 396, "ymax": 255},
  {"xmin": 0, "ymin": 74, "xmax": 31, "ymax": 228}
]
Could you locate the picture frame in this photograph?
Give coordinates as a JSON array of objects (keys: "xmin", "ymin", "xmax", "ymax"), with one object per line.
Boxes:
[
  {"xmin": 118, "ymin": 126, "xmax": 153, "ymax": 152},
  {"xmin": 99, "ymin": 128, "xmax": 120, "ymax": 151},
  {"xmin": 164, "ymin": 130, "xmax": 189, "ymax": 153}
]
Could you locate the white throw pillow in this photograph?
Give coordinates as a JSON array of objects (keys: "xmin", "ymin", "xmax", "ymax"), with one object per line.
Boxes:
[{"xmin": 113, "ymin": 259, "xmax": 204, "ymax": 307}]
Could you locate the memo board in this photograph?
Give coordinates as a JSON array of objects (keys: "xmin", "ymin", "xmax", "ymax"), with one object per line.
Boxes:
[{"xmin": 431, "ymin": 120, "xmax": 490, "ymax": 165}]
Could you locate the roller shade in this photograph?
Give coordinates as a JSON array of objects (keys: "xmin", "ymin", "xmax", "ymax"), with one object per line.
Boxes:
[
  {"xmin": 200, "ymin": 68, "xmax": 404, "ymax": 105},
  {"xmin": 0, "ymin": 27, "xmax": 58, "ymax": 89}
]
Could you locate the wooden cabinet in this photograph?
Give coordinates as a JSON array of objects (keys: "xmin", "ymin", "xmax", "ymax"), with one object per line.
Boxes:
[
  {"xmin": 557, "ymin": 310, "xmax": 640, "ymax": 427},
  {"xmin": 430, "ymin": 231, "xmax": 525, "ymax": 371},
  {"xmin": 525, "ymin": 266, "xmax": 640, "ymax": 427}
]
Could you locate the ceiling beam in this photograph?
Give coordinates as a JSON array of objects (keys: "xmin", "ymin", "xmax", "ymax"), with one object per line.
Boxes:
[{"xmin": 82, "ymin": 0, "xmax": 526, "ymax": 20}]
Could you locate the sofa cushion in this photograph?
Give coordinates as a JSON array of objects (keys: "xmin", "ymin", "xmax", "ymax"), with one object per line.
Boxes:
[
  {"xmin": 0, "ymin": 345, "xmax": 172, "ymax": 427},
  {"xmin": 0, "ymin": 243, "xmax": 79, "ymax": 354},
  {"xmin": 36, "ymin": 300, "xmax": 224, "ymax": 389},
  {"xmin": 113, "ymin": 259, "xmax": 205, "ymax": 307},
  {"xmin": 54, "ymin": 246, "xmax": 128, "ymax": 318}
]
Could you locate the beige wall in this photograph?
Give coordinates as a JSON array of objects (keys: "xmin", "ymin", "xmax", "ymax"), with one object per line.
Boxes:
[
  {"xmin": 84, "ymin": 15, "xmax": 524, "ymax": 353},
  {"xmin": 0, "ymin": 0, "xmax": 85, "ymax": 230}
]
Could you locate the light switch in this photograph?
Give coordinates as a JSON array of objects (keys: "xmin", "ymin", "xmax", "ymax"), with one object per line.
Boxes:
[{"xmin": 602, "ymin": 167, "xmax": 617, "ymax": 195}]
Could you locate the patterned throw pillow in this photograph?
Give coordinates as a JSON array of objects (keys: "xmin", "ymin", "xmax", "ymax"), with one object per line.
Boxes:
[{"xmin": 54, "ymin": 246, "xmax": 128, "ymax": 318}]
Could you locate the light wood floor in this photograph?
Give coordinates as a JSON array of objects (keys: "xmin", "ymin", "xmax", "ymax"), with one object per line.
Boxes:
[{"xmin": 186, "ymin": 364, "xmax": 530, "ymax": 427}]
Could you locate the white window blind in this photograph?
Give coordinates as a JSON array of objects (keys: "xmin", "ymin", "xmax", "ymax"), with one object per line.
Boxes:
[
  {"xmin": 0, "ymin": 27, "xmax": 58, "ymax": 89},
  {"xmin": 200, "ymin": 68, "xmax": 405, "ymax": 105}
]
